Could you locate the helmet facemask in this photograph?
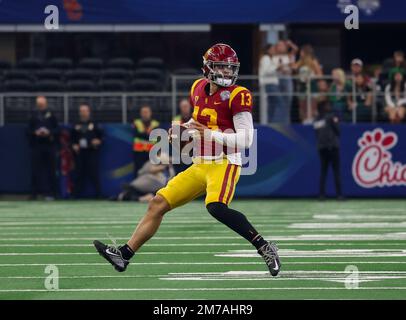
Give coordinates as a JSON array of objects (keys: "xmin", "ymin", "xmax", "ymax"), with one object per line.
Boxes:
[{"xmin": 203, "ymin": 60, "xmax": 240, "ymax": 87}]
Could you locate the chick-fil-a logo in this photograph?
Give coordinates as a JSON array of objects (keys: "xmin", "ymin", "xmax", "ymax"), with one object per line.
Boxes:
[{"xmin": 352, "ymin": 128, "xmax": 406, "ymax": 188}]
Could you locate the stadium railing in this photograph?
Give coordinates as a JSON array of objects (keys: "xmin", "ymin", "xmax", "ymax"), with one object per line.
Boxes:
[{"xmin": 0, "ymin": 75, "xmax": 382, "ymax": 125}]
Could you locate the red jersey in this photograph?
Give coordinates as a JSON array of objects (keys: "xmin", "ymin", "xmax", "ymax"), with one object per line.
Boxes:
[{"xmin": 189, "ymin": 78, "xmax": 253, "ymax": 158}]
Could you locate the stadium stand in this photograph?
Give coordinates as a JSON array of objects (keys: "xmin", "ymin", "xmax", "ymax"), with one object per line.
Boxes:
[
  {"xmin": 107, "ymin": 57, "xmax": 135, "ymax": 69},
  {"xmin": 78, "ymin": 58, "xmax": 104, "ymax": 70},
  {"xmin": 47, "ymin": 57, "xmax": 73, "ymax": 70},
  {"xmin": 16, "ymin": 57, "xmax": 44, "ymax": 70}
]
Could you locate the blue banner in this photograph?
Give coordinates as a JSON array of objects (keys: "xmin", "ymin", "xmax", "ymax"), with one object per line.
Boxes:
[
  {"xmin": 0, "ymin": 0, "xmax": 405, "ymax": 24},
  {"xmin": 1, "ymin": 123, "xmax": 406, "ymax": 197}
]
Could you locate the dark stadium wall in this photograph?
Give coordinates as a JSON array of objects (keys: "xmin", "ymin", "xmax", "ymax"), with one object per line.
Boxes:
[
  {"xmin": 13, "ymin": 32, "xmax": 213, "ymax": 71},
  {"xmin": 1, "ymin": 124, "xmax": 406, "ymax": 198},
  {"xmin": 289, "ymin": 24, "xmax": 406, "ymax": 73},
  {"xmin": 0, "ymin": 124, "xmax": 31, "ymax": 193},
  {"xmin": 210, "ymin": 25, "xmax": 257, "ymax": 74}
]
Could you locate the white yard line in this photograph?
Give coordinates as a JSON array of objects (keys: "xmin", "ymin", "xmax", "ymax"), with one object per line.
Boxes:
[
  {"xmin": 1, "ymin": 261, "xmax": 406, "ymax": 267},
  {"xmin": 0, "ymin": 242, "xmax": 405, "ymax": 247},
  {"xmin": 2, "ymin": 270, "xmax": 406, "ymax": 280},
  {"xmin": 0, "ymin": 252, "xmax": 221, "ymax": 256},
  {"xmin": 1, "ymin": 287, "xmax": 406, "ymax": 293},
  {"xmin": 1, "ymin": 234, "xmax": 406, "ymax": 241},
  {"xmin": 289, "ymin": 222, "xmax": 406, "ymax": 229}
]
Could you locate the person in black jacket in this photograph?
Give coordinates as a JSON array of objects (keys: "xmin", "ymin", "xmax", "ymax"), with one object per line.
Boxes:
[
  {"xmin": 71, "ymin": 104, "xmax": 103, "ymax": 198},
  {"xmin": 313, "ymin": 100, "xmax": 343, "ymax": 200},
  {"xmin": 28, "ymin": 96, "xmax": 59, "ymax": 200}
]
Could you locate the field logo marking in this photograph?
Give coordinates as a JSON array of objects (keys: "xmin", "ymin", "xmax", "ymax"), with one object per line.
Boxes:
[
  {"xmin": 352, "ymin": 128, "xmax": 406, "ymax": 188},
  {"xmin": 344, "ymin": 265, "xmax": 359, "ymax": 289},
  {"xmin": 44, "ymin": 264, "xmax": 59, "ymax": 291}
]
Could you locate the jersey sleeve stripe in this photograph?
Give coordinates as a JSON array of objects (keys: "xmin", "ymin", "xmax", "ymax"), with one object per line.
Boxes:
[
  {"xmin": 228, "ymin": 86, "xmax": 248, "ymax": 108},
  {"xmin": 190, "ymin": 78, "xmax": 205, "ymax": 98}
]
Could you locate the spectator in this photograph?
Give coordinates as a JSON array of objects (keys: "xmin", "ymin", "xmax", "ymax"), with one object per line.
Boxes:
[
  {"xmin": 350, "ymin": 58, "xmax": 364, "ymax": 77},
  {"xmin": 293, "ymin": 44, "xmax": 323, "ymax": 123},
  {"xmin": 258, "ymin": 43, "xmax": 279, "ymax": 123},
  {"xmin": 388, "ymin": 50, "xmax": 406, "ymax": 81},
  {"xmin": 132, "ymin": 105, "xmax": 160, "ymax": 177},
  {"xmin": 329, "ymin": 68, "xmax": 351, "ymax": 121},
  {"xmin": 271, "ymin": 40, "xmax": 298, "ymax": 123},
  {"xmin": 172, "ymin": 98, "xmax": 192, "ymax": 124},
  {"xmin": 384, "ymin": 71, "xmax": 406, "ymax": 123},
  {"xmin": 349, "ymin": 58, "xmax": 371, "ymax": 87},
  {"xmin": 315, "ymin": 80, "xmax": 330, "ymax": 104},
  {"xmin": 27, "ymin": 96, "xmax": 59, "ymax": 200},
  {"xmin": 313, "ymin": 101, "xmax": 342, "ymax": 200},
  {"xmin": 112, "ymin": 153, "xmax": 175, "ymax": 202},
  {"xmin": 347, "ymin": 73, "xmax": 373, "ymax": 122},
  {"xmin": 71, "ymin": 104, "xmax": 103, "ymax": 198}
]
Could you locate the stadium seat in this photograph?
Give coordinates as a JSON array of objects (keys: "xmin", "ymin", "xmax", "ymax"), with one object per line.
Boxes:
[
  {"xmin": 17, "ymin": 57, "xmax": 44, "ymax": 70},
  {"xmin": 137, "ymin": 57, "xmax": 165, "ymax": 70},
  {"xmin": 66, "ymin": 80, "xmax": 97, "ymax": 92},
  {"xmin": 5, "ymin": 79, "xmax": 34, "ymax": 92},
  {"xmin": 101, "ymin": 68, "xmax": 132, "ymax": 81},
  {"xmin": 65, "ymin": 68, "xmax": 96, "ymax": 81},
  {"xmin": 99, "ymin": 79, "xmax": 126, "ymax": 91},
  {"xmin": 129, "ymin": 79, "xmax": 159, "ymax": 91},
  {"xmin": 36, "ymin": 79, "xmax": 64, "ymax": 92},
  {"xmin": 36, "ymin": 69, "xmax": 63, "ymax": 81},
  {"xmin": 107, "ymin": 58, "xmax": 134, "ymax": 69},
  {"xmin": 0, "ymin": 60, "xmax": 11, "ymax": 71},
  {"xmin": 171, "ymin": 68, "xmax": 201, "ymax": 91},
  {"xmin": 134, "ymin": 68, "xmax": 163, "ymax": 81},
  {"xmin": 47, "ymin": 57, "xmax": 73, "ymax": 70},
  {"xmin": 78, "ymin": 58, "xmax": 104, "ymax": 70},
  {"xmin": 172, "ymin": 68, "xmax": 201, "ymax": 75},
  {"xmin": 4, "ymin": 69, "xmax": 34, "ymax": 81}
]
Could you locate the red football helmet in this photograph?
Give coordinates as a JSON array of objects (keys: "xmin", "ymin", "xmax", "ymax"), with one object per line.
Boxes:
[{"xmin": 202, "ymin": 43, "xmax": 240, "ymax": 87}]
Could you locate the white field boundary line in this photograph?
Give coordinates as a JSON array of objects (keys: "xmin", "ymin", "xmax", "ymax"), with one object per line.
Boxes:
[
  {"xmin": 0, "ymin": 236, "xmax": 240, "ymax": 240},
  {"xmin": 0, "ymin": 252, "xmax": 219, "ymax": 256},
  {"xmin": 1, "ymin": 287, "xmax": 406, "ymax": 293},
  {"xmin": 0, "ymin": 222, "xmax": 293, "ymax": 227},
  {"xmin": 3, "ymin": 213, "xmax": 405, "ymax": 219},
  {"xmin": 1, "ymin": 249, "xmax": 406, "ymax": 257},
  {"xmin": 1, "ymin": 223, "xmax": 404, "ymax": 230},
  {"xmin": 2, "ymin": 242, "xmax": 406, "ymax": 247},
  {"xmin": 289, "ymin": 222, "xmax": 406, "ymax": 229},
  {"xmin": 2, "ymin": 270, "xmax": 406, "ymax": 280},
  {"xmin": 2, "ymin": 261, "xmax": 406, "ymax": 267},
  {"xmin": 2, "ymin": 234, "xmax": 406, "ymax": 241},
  {"xmin": 4, "ymin": 229, "xmax": 406, "ymax": 236},
  {"xmin": 333, "ymin": 208, "xmax": 406, "ymax": 213},
  {"xmin": 313, "ymin": 214, "xmax": 406, "ymax": 220}
]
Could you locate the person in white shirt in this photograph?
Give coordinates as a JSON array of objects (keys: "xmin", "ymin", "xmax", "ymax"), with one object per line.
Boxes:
[
  {"xmin": 258, "ymin": 40, "xmax": 298, "ymax": 124},
  {"xmin": 259, "ymin": 44, "xmax": 279, "ymax": 123},
  {"xmin": 272, "ymin": 40, "xmax": 298, "ymax": 123},
  {"xmin": 385, "ymin": 71, "xmax": 406, "ymax": 123}
]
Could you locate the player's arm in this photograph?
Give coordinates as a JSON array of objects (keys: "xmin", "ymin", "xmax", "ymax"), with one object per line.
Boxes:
[
  {"xmin": 210, "ymin": 112, "xmax": 253, "ymax": 149},
  {"xmin": 194, "ymin": 87, "xmax": 254, "ymax": 149}
]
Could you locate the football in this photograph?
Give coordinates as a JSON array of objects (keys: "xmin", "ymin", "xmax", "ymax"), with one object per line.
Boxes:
[{"xmin": 170, "ymin": 124, "xmax": 195, "ymax": 155}]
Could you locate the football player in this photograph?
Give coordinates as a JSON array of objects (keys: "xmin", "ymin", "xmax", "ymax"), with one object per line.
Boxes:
[{"xmin": 94, "ymin": 43, "xmax": 281, "ymax": 276}]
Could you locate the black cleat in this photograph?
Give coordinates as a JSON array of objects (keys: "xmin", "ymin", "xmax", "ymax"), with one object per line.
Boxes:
[
  {"xmin": 258, "ymin": 242, "xmax": 281, "ymax": 277},
  {"xmin": 93, "ymin": 240, "xmax": 129, "ymax": 272}
]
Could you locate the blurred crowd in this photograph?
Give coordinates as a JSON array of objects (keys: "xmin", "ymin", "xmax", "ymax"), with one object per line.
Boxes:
[
  {"xmin": 259, "ymin": 40, "xmax": 406, "ymax": 124},
  {"xmin": 28, "ymin": 95, "xmax": 192, "ymax": 200}
]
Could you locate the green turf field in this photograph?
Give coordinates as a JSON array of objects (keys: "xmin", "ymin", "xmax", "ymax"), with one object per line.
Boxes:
[{"xmin": 0, "ymin": 199, "xmax": 406, "ymax": 300}]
